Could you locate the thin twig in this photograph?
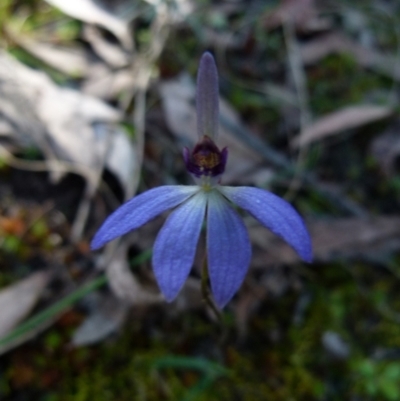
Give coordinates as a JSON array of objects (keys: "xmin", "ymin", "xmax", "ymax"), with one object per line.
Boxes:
[
  {"xmin": 283, "ymin": 17, "xmax": 312, "ymax": 201},
  {"xmin": 0, "ymin": 144, "xmax": 96, "ymax": 183}
]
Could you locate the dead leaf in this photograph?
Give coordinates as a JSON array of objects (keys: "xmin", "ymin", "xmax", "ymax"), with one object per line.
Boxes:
[
  {"xmin": 44, "ymin": 0, "xmax": 133, "ymax": 50},
  {"xmin": 0, "ymin": 216, "xmax": 26, "ymax": 236},
  {"xmin": 249, "ymin": 216, "xmax": 400, "ymax": 266},
  {"xmin": 38, "ymin": 86, "xmax": 120, "ymax": 168},
  {"xmin": 105, "ymin": 244, "xmax": 162, "ymax": 305},
  {"xmin": 72, "ymin": 292, "xmax": 128, "ymax": 346},
  {"xmin": 5, "ymin": 27, "xmax": 89, "ymax": 77},
  {"xmin": 0, "ymin": 271, "xmax": 51, "ymax": 338},
  {"xmin": 0, "ymin": 51, "xmax": 57, "ymax": 162},
  {"xmin": 369, "ymin": 121, "xmax": 400, "ymax": 176},
  {"xmin": 83, "ymin": 25, "xmax": 129, "ymax": 68},
  {"xmin": 292, "ymin": 105, "xmax": 393, "ymax": 148},
  {"xmin": 301, "ymin": 32, "xmax": 352, "ymax": 64},
  {"xmin": 105, "ymin": 127, "xmax": 138, "ymax": 198},
  {"xmin": 0, "ymin": 120, "xmax": 13, "ymax": 136},
  {"xmin": 82, "ymin": 64, "xmax": 134, "ymax": 99},
  {"xmin": 0, "ymin": 51, "xmax": 136, "ymax": 197},
  {"xmin": 263, "ymin": 0, "xmax": 331, "ymax": 33},
  {"xmin": 301, "ymin": 31, "xmax": 400, "ymax": 81}
]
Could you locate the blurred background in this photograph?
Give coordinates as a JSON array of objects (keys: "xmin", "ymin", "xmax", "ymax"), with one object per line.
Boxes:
[{"xmin": 1, "ymin": 0, "xmax": 400, "ymax": 399}]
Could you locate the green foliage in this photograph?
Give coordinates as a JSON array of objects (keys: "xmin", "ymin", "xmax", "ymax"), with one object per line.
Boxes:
[
  {"xmin": 351, "ymin": 359, "xmax": 400, "ymax": 400},
  {"xmin": 308, "ymin": 54, "xmax": 391, "ymax": 115}
]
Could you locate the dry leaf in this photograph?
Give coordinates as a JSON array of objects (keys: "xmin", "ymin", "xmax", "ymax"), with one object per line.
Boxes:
[
  {"xmin": 72, "ymin": 292, "xmax": 128, "ymax": 346},
  {"xmin": 263, "ymin": 0, "xmax": 331, "ymax": 32},
  {"xmin": 0, "ymin": 120, "xmax": 13, "ymax": 136},
  {"xmin": 82, "ymin": 64, "xmax": 134, "ymax": 99},
  {"xmin": 83, "ymin": 25, "xmax": 129, "ymax": 68},
  {"xmin": 44, "ymin": 0, "xmax": 133, "ymax": 49},
  {"xmin": 0, "ymin": 51, "xmax": 57, "ymax": 160},
  {"xmin": 106, "ymin": 245, "xmax": 162, "ymax": 305},
  {"xmin": 249, "ymin": 216, "xmax": 400, "ymax": 266},
  {"xmin": 5, "ymin": 27, "xmax": 88, "ymax": 76},
  {"xmin": 105, "ymin": 128, "xmax": 138, "ymax": 198},
  {"xmin": 301, "ymin": 32, "xmax": 352, "ymax": 64},
  {"xmin": 301, "ymin": 32, "xmax": 400, "ymax": 81},
  {"xmin": 369, "ymin": 122, "xmax": 400, "ymax": 176},
  {"xmin": 0, "ymin": 51, "xmax": 136, "ymax": 196},
  {"xmin": 38, "ymin": 86, "xmax": 120, "ymax": 168},
  {"xmin": 0, "ymin": 271, "xmax": 51, "ymax": 338},
  {"xmin": 292, "ymin": 105, "xmax": 392, "ymax": 148}
]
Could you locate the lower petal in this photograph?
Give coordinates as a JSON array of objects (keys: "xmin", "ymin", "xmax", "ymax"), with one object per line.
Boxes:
[
  {"xmin": 152, "ymin": 192, "xmax": 207, "ymax": 302},
  {"xmin": 207, "ymin": 191, "xmax": 251, "ymax": 309}
]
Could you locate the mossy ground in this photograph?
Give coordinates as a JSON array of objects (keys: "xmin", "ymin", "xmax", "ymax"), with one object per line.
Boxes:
[{"xmin": 1, "ymin": 259, "xmax": 400, "ymax": 401}]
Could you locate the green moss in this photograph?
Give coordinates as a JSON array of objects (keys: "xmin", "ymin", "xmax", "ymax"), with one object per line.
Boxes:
[
  {"xmin": 3, "ymin": 255, "xmax": 400, "ymax": 401},
  {"xmin": 308, "ymin": 54, "xmax": 391, "ymax": 115}
]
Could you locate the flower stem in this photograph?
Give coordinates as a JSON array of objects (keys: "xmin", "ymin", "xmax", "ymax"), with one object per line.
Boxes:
[{"xmin": 201, "ymin": 257, "xmax": 221, "ymax": 321}]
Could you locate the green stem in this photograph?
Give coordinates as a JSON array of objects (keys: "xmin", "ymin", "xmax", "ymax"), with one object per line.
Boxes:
[
  {"xmin": 0, "ymin": 250, "xmax": 152, "ymax": 348},
  {"xmin": 200, "ymin": 257, "xmax": 221, "ymax": 321}
]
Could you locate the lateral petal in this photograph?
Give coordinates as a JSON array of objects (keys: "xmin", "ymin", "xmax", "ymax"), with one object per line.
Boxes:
[
  {"xmin": 152, "ymin": 192, "xmax": 207, "ymax": 301},
  {"xmin": 220, "ymin": 186, "xmax": 312, "ymax": 262},
  {"xmin": 91, "ymin": 186, "xmax": 199, "ymax": 249},
  {"xmin": 207, "ymin": 191, "xmax": 251, "ymax": 309}
]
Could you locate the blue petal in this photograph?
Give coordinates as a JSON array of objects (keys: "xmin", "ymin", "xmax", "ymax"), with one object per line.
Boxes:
[
  {"xmin": 207, "ymin": 191, "xmax": 251, "ymax": 309},
  {"xmin": 91, "ymin": 186, "xmax": 199, "ymax": 250},
  {"xmin": 196, "ymin": 52, "xmax": 219, "ymax": 140},
  {"xmin": 220, "ymin": 186, "xmax": 312, "ymax": 262},
  {"xmin": 152, "ymin": 192, "xmax": 207, "ymax": 301}
]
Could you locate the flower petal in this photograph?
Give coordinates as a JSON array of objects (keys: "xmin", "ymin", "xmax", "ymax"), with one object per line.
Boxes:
[
  {"xmin": 196, "ymin": 52, "xmax": 219, "ymax": 140},
  {"xmin": 152, "ymin": 192, "xmax": 207, "ymax": 301},
  {"xmin": 91, "ymin": 186, "xmax": 199, "ymax": 250},
  {"xmin": 207, "ymin": 191, "xmax": 251, "ymax": 308},
  {"xmin": 220, "ymin": 186, "xmax": 312, "ymax": 262}
]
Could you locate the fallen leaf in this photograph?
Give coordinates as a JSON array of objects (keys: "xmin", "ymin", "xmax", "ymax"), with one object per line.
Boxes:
[
  {"xmin": 38, "ymin": 85, "xmax": 121, "ymax": 168},
  {"xmin": 105, "ymin": 127, "xmax": 138, "ymax": 198},
  {"xmin": 0, "ymin": 216, "xmax": 26, "ymax": 236},
  {"xmin": 369, "ymin": 121, "xmax": 400, "ymax": 176},
  {"xmin": 292, "ymin": 105, "xmax": 393, "ymax": 148},
  {"xmin": 0, "ymin": 271, "xmax": 51, "ymax": 338},
  {"xmin": 83, "ymin": 25, "xmax": 129, "ymax": 68},
  {"xmin": 0, "ymin": 120, "xmax": 13, "ymax": 136},
  {"xmin": 5, "ymin": 27, "xmax": 89, "ymax": 77},
  {"xmin": 44, "ymin": 0, "xmax": 133, "ymax": 49},
  {"xmin": 263, "ymin": 0, "xmax": 331, "ymax": 33},
  {"xmin": 72, "ymin": 292, "xmax": 128, "ymax": 346},
  {"xmin": 300, "ymin": 32, "xmax": 352, "ymax": 64},
  {"xmin": 249, "ymin": 216, "xmax": 400, "ymax": 266},
  {"xmin": 0, "ymin": 51, "xmax": 136, "ymax": 197},
  {"xmin": 106, "ymin": 248, "xmax": 163, "ymax": 306},
  {"xmin": 301, "ymin": 31, "xmax": 400, "ymax": 81},
  {"xmin": 82, "ymin": 64, "xmax": 134, "ymax": 99}
]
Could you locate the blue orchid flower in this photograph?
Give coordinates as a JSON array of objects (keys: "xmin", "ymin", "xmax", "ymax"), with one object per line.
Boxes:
[{"xmin": 91, "ymin": 52, "xmax": 312, "ymax": 309}]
